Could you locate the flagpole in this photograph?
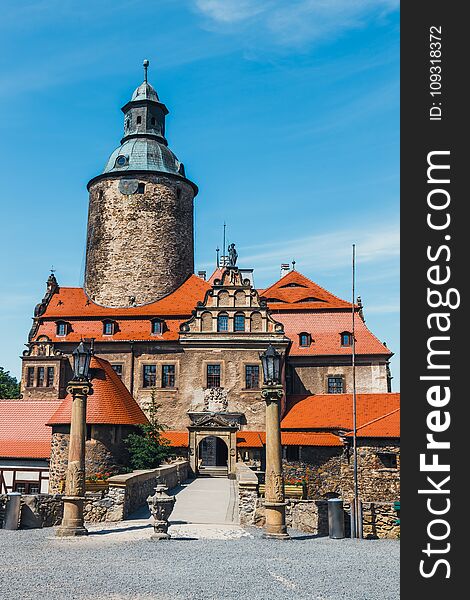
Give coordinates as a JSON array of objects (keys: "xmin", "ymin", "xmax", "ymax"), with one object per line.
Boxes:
[{"xmin": 352, "ymin": 243, "xmax": 360, "ymax": 538}]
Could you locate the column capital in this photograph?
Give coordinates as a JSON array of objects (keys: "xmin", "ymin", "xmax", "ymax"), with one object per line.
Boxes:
[
  {"xmin": 261, "ymin": 384, "xmax": 284, "ymax": 405},
  {"xmin": 66, "ymin": 380, "xmax": 94, "ymax": 397}
]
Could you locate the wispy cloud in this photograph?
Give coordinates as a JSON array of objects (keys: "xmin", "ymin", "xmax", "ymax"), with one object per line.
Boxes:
[
  {"xmin": 194, "ymin": 0, "xmax": 399, "ymax": 46},
  {"xmin": 199, "ymin": 219, "xmax": 399, "ymax": 280}
]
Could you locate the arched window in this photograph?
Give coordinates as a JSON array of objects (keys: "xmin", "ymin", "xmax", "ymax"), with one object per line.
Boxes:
[
  {"xmin": 234, "ymin": 313, "xmax": 245, "ymax": 332},
  {"xmin": 340, "ymin": 332, "xmax": 353, "ymax": 346},
  {"xmin": 151, "ymin": 319, "xmax": 163, "ymax": 335},
  {"xmin": 103, "ymin": 320, "xmax": 116, "ymax": 335},
  {"xmin": 56, "ymin": 321, "xmax": 69, "ymax": 337},
  {"xmin": 299, "ymin": 332, "xmax": 311, "ymax": 347},
  {"xmin": 151, "ymin": 117, "xmax": 156, "ymax": 125},
  {"xmin": 136, "ymin": 116, "xmax": 142, "ymax": 124},
  {"xmin": 217, "ymin": 313, "xmax": 229, "ymax": 332}
]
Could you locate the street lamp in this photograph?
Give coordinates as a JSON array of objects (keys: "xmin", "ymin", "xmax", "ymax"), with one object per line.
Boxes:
[
  {"xmin": 260, "ymin": 344, "xmax": 289, "ymax": 540},
  {"xmin": 56, "ymin": 341, "xmax": 93, "ymax": 537}
]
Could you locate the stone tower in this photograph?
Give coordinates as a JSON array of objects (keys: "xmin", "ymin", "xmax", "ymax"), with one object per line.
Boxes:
[{"xmin": 84, "ymin": 60, "xmax": 198, "ymax": 308}]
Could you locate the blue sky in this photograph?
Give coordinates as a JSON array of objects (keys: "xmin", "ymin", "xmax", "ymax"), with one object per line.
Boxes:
[{"xmin": 0, "ymin": 0, "xmax": 399, "ymax": 386}]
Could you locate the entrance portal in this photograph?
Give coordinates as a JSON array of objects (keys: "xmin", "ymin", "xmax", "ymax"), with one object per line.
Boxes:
[{"xmin": 198, "ymin": 436, "xmax": 228, "ymax": 468}]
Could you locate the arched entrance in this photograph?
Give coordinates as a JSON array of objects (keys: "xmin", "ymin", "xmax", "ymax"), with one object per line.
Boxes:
[{"xmin": 198, "ymin": 436, "xmax": 228, "ymax": 468}]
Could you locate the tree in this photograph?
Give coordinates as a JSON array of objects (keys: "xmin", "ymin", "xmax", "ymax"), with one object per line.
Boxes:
[
  {"xmin": 125, "ymin": 390, "xmax": 171, "ymax": 470},
  {"xmin": 0, "ymin": 367, "xmax": 20, "ymax": 399}
]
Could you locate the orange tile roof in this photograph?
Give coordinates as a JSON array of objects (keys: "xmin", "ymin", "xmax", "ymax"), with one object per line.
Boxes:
[
  {"xmin": 161, "ymin": 430, "xmax": 341, "ymax": 448},
  {"xmin": 281, "ymin": 393, "xmax": 400, "ymax": 437},
  {"xmin": 35, "ymin": 317, "xmax": 184, "ymax": 343},
  {"xmin": 0, "ymin": 401, "xmax": 61, "ymax": 458},
  {"xmin": 47, "ymin": 357, "xmax": 149, "ymax": 426},
  {"xmin": 37, "ymin": 274, "xmax": 210, "ymax": 319},
  {"xmin": 281, "ymin": 432, "xmax": 342, "ymax": 446},
  {"xmin": 272, "ymin": 311, "xmax": 391, "ymax": 356},
  {"xmin": 161, "ymin": 431, "xmax": 189, "ymax": 447},
  {"xmin": 237, "ymin": 431, "xmax": 265, "ymax": 448},
  {"xmin": 260, "ymin": 270, "xmax": 352, "ymax": 311},
  {"xmin": 345, "ymin": 408, "xmax": 400, "ymax": 438}
]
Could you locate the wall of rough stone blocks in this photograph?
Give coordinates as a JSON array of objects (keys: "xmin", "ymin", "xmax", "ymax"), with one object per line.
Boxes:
[
  {"xmin": 49, "ymin": 425, "xmax": 136, "ymax": 493},
  {"xmin": 85, "ymin": 175, "xmax": 194, "ymax": 308}
]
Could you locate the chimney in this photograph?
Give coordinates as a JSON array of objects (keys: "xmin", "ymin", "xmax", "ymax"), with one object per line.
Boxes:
[
  {"xmin": 197, "ymin": 270, "xmax": 207, "ymax": 281},
  {"xmin": 280, "ymin": 263, "xmax": 290, "ymax": 277}
]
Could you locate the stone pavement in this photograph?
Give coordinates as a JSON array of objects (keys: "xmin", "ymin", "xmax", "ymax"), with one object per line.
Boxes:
[{"xmin": 84, "ymin": 476, "xmax": 245, "ymax": 541}]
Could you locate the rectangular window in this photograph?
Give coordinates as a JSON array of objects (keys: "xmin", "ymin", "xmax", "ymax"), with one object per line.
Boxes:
[
  {"xmin": 27, "ymin": 367, "xmax": 35, "ymax": 387},
  {"xmin": 143, "ymin": 364, "xmax": 157, "ymax": 388},
  {"xmin": 207, "ymin": 364, "xmax": 221, "ymax": 388},
  {"xmin": 37, "ymin": 367, "xmax": 45, "ymax": 387},
  {"xmin": 245, "ymin": 365, "xmax": 260, "ymax": 389},
  {"xmin": 111, "ymin": 364, "xmax": 123, "ymax": 378},
  {"xmin": 234, "ymin": 314, "xmax": 245, "ymax": 332},
  {"xmin": 328, "ymin": 376, "xmax": 344, "ymax": 394},
  {"xmin": 46, "ymin": 367, "xmax": 54, "ymax": 387},
  {"xmin": 162, "ymin": 365, "xmax": 176, "ymax": 388}
]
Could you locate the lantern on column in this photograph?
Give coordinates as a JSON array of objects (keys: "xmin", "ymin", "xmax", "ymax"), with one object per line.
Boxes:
[
  {"xmin": 260, "ymin": 344, "xmax": 283, "ymax": 386},
  {"xmin": 72, "ymin": 341, "xmax": 92, "ymax": 381}
]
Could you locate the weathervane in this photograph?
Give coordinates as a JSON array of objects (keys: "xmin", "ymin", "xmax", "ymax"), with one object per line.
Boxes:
[{"xmin": 143, "ymin": 59, "xmax": 149, "ymax": 83}]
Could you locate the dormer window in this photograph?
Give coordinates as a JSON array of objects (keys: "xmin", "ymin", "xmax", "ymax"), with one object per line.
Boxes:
[
  {"xmin": 56, "ymin": 321, "xmax": 69, "ymax": 337},
  {"xmin": 341, "ymin": 332, "xmax": 353, "ymax": 346},
  {"xmin": 103, "ymin": 320, "xmax": 116, "ymax": 335},
  {"xmin": 151, "ymin": 319, "xmax": 163, "ymax": 335},
  {"xmin": 299, "ymin": 333, "xmax": 311, "ymax": 347}
]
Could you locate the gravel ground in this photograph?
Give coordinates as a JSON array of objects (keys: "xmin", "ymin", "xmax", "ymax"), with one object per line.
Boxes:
[{"xmin": 0, "ymin": 526, "xmax": 399, "ymax": 600}]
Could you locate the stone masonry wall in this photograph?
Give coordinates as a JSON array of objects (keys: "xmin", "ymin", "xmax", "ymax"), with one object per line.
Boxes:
[
  {"xmin": 14, "ymin": 461, "xmax": 189, "ymax": 528},
  {"xmin": 283, "ymin": 440, "xmax": 400, "ymax": 503},
  {"xmin": 49, "ymin": 426, "xmax": 136, "ymax": 493},
  {"xmin": 85, "ymin": 175, "xmax": 194, "ymax": 307}
]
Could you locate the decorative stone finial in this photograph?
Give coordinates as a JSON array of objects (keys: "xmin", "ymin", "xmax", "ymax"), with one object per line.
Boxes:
[{"xmin": 143, "ymin": 59, "xmax": 149, "ymax": 82}]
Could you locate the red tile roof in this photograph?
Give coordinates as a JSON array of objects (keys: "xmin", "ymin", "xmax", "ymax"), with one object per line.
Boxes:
[
  {"xmin": 345, "ymin": 408, "xmax": 400, "ymax": 438},
  {"xmin": 161, "ymin": 431, "xmax": 189, "ymax": 447},
  {"xmin": 273, "ymin": 311, "xmax": 391, "ymax": 356},
  {"xmin": 281, "ymin": 393, "xmax": 400, "ymax": 437},
  {"xmin": 237, "ymin": 431, "xmax": 265, "ymax": 448},
  {"xmin": 281, "ymin": 432, "xmax": 342, "ymax": 446},
  {"xmin": 37, "ymin": 275, "xmax": 210, "ymax": 319},
  {"xmin": 161, "ymin": 430, "xmax": 342, "ymax": 448},
  {"xmin": 0, "ymin": 401, "xmax": 61, "ymax": 458},
  {"xmin": 36, "ymin": 317, "xmax": 184, "ymax": 343},
  {"xmin": 47, "ymin": 357, "xmax": 149, "ymax": 426},
  {"xmin": 260, "ymin": 271, "xmax": 352, "ymax": 311}
]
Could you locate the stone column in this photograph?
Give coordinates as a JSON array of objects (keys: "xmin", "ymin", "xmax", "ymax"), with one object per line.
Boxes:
[
  {"xmin": 262, "ymin": 384, "xmax": 289, "ymax": 539},
  {"xmin": 56, "ymin": 380, "xmax": 93, "ymax": 537}
]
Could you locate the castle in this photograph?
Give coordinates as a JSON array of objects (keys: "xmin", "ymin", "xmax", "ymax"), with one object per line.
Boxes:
[{"xmin": 1, "ymin": 63, "xmax": 399, "ymax": 500}]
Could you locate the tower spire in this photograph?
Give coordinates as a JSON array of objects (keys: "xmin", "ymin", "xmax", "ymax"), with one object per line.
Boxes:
[{"xmin": 143, "ymin": 59, "xmax": 149, "ymax": 83}]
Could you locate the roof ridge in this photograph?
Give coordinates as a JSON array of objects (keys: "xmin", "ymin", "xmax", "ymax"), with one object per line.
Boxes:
[
  {"xmin": 354, "ymin": 407, "xmax": 400, "ymax": 432},
  {"xmin": 262, "ymin": 269, "xmax": 352, "ymax": 307}
]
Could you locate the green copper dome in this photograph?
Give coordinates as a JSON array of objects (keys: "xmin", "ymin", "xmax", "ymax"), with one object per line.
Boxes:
[{"xmin": 98, "ymin": 60, "xmax": 189, "ymax": 182}]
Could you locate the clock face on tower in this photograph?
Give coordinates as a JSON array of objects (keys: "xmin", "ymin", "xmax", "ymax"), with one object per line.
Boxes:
[{"xmin": 118, "ymin": 178, "xmax": 139, "ymax": 195}]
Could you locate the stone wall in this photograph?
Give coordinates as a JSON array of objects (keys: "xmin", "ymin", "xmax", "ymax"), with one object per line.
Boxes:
[
  {"xmin": 283, "ymin": 447, "xmax": 343, "ymax": 499},
  {"xmin": 287, "ymin": 359, "xmax": 390, "ymax": 395},
  {"xmin": 0, "ymin": 494, "xmax": 7, "ymax": 527},
  {"xmin": 85, "ymin": 175, "xmax": 195, "ymax": 308},
  {"xmin": 282, "ymin": 440, "xmax": 400, "ymax": 503},
  {"xmin": 12, "ymin": 461, "xmax": 189, "ymax": 528},
  {"xmin": 49, "ymin": 425, "xmax": 136, "ymax": 493}
]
